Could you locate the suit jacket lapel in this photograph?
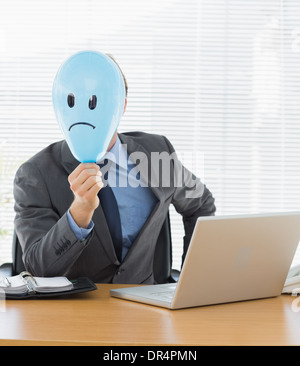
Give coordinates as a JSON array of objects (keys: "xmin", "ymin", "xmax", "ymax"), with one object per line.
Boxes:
[
  {"xmin": 92, "ymin": 200, "xmax": 119, "ymax": 264},
  {"xmin": 118, "ymin": 133, "xmax": 165, "ymax": 202},
  {"xmin": 60, "ymin": 140, "xmax": 79, "ymax": 174}
]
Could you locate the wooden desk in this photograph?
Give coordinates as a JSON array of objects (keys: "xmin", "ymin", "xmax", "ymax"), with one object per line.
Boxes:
[{"xmin": 0, "ymin": 284, "xmax": 300, "ymax": 346}]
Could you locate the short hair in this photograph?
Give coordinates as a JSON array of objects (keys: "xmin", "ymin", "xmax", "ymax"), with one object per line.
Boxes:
[{"xmin": 106, "ymin": 53, "xmax": 128, "ymax": 97}]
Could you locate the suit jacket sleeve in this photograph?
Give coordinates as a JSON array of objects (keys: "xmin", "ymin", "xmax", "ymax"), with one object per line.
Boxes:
[
  {"xmin": 162, "ymin": 136, "xmax": 216, "ymax": 266},
  {"xmin": 13, "ymin": 161, "xmax": 92, "ymax": 276}
]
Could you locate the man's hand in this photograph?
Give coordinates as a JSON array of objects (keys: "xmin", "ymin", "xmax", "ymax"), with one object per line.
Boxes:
[{"xmin": 68, "ymin": 163, "xmax": 103, "ymax": 228}]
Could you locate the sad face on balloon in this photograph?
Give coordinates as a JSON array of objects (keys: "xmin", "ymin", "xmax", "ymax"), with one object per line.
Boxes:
[{"xmin": 52, "ymin": 51, "xmax": 126, "ymax": 163}]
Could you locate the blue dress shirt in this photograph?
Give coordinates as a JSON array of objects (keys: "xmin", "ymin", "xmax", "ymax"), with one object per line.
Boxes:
[{"xmin": 67, "ymin": 136, "xmax": 157, "ymax": 260}]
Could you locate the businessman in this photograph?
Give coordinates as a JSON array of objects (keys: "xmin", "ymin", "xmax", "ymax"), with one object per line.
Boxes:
[{"xmin": 13, "ymin": 55, "xmax": 216, "ymax": 284}]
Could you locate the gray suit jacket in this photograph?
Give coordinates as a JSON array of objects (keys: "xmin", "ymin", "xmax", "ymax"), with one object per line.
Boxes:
[{"xmin": 13, "ymin": 132, "xmax": 216, "ymax": 284}]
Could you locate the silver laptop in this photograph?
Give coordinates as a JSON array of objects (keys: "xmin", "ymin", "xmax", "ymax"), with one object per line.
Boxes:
[{"xmin": 110, "ymin": 212, "xmax": 300, "ymax": 309}]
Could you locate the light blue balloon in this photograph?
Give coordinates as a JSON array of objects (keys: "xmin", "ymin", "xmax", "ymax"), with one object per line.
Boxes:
[{"xmin": 52, "ymin": 51, "xmax": 126, "ymax": 163}]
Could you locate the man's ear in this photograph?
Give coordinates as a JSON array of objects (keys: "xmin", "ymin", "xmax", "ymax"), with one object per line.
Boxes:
[{"xmin": 123, "ymin": 98, "xmax": 127, "ymax": 115}]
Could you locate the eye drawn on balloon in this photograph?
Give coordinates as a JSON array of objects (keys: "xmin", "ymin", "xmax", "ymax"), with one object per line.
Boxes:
[
  {"xmin": 67, "ymin": 93, "xmax": 75, "ymax": 108},
  {"xmin": 89, "ymin": 95, "xmax": 97, "ymax": 110}
]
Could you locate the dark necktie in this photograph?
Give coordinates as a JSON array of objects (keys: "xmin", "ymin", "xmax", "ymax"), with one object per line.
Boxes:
[{"xmin": 98, "ymin": 161, "xmax": 123, "ymax": 262}]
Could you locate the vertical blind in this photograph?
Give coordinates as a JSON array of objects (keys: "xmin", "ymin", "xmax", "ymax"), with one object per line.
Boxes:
[{"xmin": 0, "ymin": 0, "xmax": 300, "ymax": 270}]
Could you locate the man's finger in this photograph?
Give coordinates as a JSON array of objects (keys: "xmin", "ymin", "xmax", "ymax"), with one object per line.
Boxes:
[{"xmin": 68, "ymin": 163, "xmax": 100, "ymax": 183}]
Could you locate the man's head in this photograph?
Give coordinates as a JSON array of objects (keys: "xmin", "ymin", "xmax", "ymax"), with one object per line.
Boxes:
[
  {"xmin": 106, "ymin": 53, "xmax": 128, "ymax": 99},
  {"xmin": 52, "ymin": 50, "xmax": 126, "ymax": 163}
]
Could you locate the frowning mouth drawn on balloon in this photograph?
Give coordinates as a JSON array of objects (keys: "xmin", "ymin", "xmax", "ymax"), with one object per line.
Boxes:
[{"xmin": 68, "ymin": 122, "xmax": 96, "ymax": 131}]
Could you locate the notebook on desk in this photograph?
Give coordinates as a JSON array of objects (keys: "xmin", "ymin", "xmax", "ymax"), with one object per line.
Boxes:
[
  {"xmin": 0, "ymin": 271, "xmax": 97, "ymax": 299},
  {"xmin": 110, "ymin": 212, "xmax": 300, "ymax": 309}
]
